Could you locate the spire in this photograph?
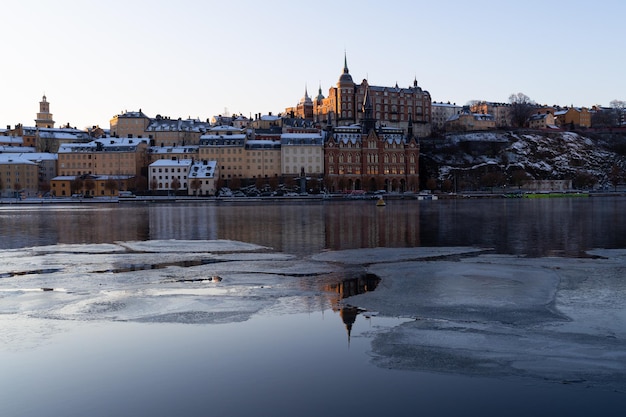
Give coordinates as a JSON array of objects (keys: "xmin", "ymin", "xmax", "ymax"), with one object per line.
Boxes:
[
  {"xmin": 343, "ymin": 51, "xmax": 349, "ymax": 74},
  {"xmin": 362, "ymin": 85, "xmax": 375, "ymax": 134}
]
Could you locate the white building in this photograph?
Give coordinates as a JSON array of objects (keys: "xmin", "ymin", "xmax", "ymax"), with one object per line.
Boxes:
[
  {"xmin": 187, "ymin": 160, "xmax": 218, "ymax": 196},
  {"xmin": 431, "ymin": 102, "xmax": 463, "ymax": 130},
  {"xmin": 148, "ymin": 158, "xmax": 193, "ymax": 193},
  {"xmin": 280, "ymin": 132, "xmax": 324, "ymax": 177}
]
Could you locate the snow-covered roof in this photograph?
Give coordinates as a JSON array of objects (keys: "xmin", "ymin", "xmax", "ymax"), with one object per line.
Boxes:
[
  {"xmin": 146, "ymin": 118, "xmax": 211, "ymax": 132},
  {"xmin": 149, "ymin": 146, "xmax": 198, "ymax": 155},
  {"xmin": 149, "ymin": 159, "xmax": 194, "ymax": 168},
  {"xmin": 281, "ymin": 133, "xmax": 323, "ymax": 145},
  {"xmin": 0, "ymin": 136, "xmax": 24, "ymax": 145},
  {"xmin": 0, "ymin": 155, "xmax": 37, "ymax": 165},
  {"xmin": 16, "ymin": 152, "xmax": 57, "ymax": 162},
  {"xmin": 0, "ymin": 146, "xmax": 35, "ymax": 153},
  {"xmin": 59, "ymin": 137, "xmax": 149, "ymax": 153},
  {"xmin": 188, "ymin": 160, "xmax": 217, "ymax": 179},
  {"xmin": 245, "ymin": 140, "xmax": 281, "ymax": 149}
]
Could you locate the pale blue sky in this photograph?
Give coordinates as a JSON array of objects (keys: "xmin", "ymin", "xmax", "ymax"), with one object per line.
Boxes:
[{"xmin": 1, "ymin": 0, "xmax": 624, "ymax": 130}]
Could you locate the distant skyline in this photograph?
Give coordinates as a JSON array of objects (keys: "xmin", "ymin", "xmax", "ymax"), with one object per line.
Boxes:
[{"xmin": 1, "ymin": 0, "xmax": 624, "ymax": 130}]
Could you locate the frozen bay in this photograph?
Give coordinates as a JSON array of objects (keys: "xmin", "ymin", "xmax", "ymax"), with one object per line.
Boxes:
[{"xmin": 2, "ymin": 199, "xmax": 626, "ymax": 416}]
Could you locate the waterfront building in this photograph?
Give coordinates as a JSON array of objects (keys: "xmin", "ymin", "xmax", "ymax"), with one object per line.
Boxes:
[
  {"xmin": 187, "ymin": 160, "xmax": 218, "ymax": 196},
  {"xmin": 57, "ymin": 137, "xmax": 149, "ymax": 177},
  {"xmin": 0, "ymin": 154, "xmax": 39, "ymax": 197},
  {"xmin": 148, "ymin": 158, "xmax": 193, "ymax": 193},
  {"xmin": 323, "ymin": 86, "xmax": 420, "ymax": 193},
  {"xmin": 148, "ymin": 145, "xmax": 199, "ymax": 163},
  {"xmin": 244, "ymin": 139, "xmax": 281, "ymax": 184},
  {"xmin": 198, "ymin": 125, "xmax": 247, "ymax": 183},
  {"xmin": 280, "ymin": 132, "xmax": 324, "ymax": 179}
]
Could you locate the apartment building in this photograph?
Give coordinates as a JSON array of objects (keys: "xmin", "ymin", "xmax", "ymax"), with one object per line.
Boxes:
[{"xmin": 0, "ymin": 155, "xmax": 39, "ymax": 196}]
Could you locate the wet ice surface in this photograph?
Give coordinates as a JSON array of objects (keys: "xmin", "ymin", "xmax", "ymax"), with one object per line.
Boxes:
[
  {"xmin": 0, "ymin": 240, "xmax": 335, "ymax": 325},
  {"xmin": 340, "ymin": 251, "xmax": 626, "ymax": 391},
  {"xmin": 1, "ymin": 240, "xmax": 626, "ymax": 408}
]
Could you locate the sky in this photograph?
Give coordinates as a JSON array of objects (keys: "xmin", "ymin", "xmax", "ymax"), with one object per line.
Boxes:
[{"xmin": 1, "ymin": 0, "xmax": 624, "ymax": 130}]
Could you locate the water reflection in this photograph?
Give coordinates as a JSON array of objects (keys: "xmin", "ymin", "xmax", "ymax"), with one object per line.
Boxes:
[
  {"xmin": 2, "ymin": 197, "xmax": 626, "ymax": 256},
  {"xmin": 323, "ymin": 272, "xmax": 382, "ymax": 343}
]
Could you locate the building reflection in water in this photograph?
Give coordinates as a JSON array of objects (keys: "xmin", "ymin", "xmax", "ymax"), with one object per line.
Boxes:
[
  {"xmin": 323, "ymin": 272, "xmax": 381, "ymax": 345},
  {"xmin": 324, "ymin": 201, "xmax": 421, "ymax": 251}
]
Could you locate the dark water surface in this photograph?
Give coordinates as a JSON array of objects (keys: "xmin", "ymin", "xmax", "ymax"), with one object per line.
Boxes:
[
  {"xmin": 2, "ymin": 197, "xmax": 626, "ymax": 256},
  {"xmin": 1, "ymin": 197, "xmax": 626, "ymax": 416}
]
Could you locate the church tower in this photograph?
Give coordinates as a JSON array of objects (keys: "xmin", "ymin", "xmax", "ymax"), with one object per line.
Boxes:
[
  {"xmin": 296, "ymin": 86, "xmax": 314, "ymax": 120},
  {"xmin": 336, "ymin": 53, "xmax": 356, "ymax": 125},
  {"xmin": 35, "ymin": 95, "xmax": 55, "ymax": 128}
]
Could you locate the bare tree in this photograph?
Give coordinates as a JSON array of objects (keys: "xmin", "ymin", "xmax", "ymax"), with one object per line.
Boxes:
[
  {"xmin": 190, "ymin": 178, "xmax": 201, "ymax": 196},
  {"xmin": 610, "ymin": 100, "xmax": 625, "ymax": 126},
  {"xmin": 609, "ymin": 164, "xmax": 622, "ymax": 191},
  {"xmin": 71, "ymin": 178, "xmax": 84, "ymax": 195},
  {"xmin": 510, "ymin": 169, "xmax": 530, "ymax": 189},
  {"xmin": 508, "ymin": 93, "xmax": 536, "ymax": 128},
  {"xmin": 171, "ymin": 177, "xmax": 181, "ymax": 195},
  {"xmin": 426, "ymin": 177, "xmax": 438, "ymax": 192},
  {"xmin": 84, "ymin": 179, "xmax": 95, "ymax": 196},
  {"xmin": 105, "ymin": 178, "xmax": 118, "ymax": 197}
]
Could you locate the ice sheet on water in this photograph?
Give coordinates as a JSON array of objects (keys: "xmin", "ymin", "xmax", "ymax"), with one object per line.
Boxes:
[
  {"xmin": 118, "ymin": 239, "xmax": 268, "ymax": 253},
  {"xmin": 311, "ymin": 247, "xmax": 488, "ymax": 264},
  {"xmin": 0, "ymin": 239, "xmax": 342, "ymax": 326},
  {"xmin": 3, "ymin": 242, "xmax": 626, "ymax": 391},
  {"xmin": 346, "ymin": 253, "xmax": 626, "ymax": 390}
]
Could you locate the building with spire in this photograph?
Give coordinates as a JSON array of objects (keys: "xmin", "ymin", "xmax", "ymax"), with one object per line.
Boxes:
[
  {"xmin": 312, "ymin": 54, "xmax": 432, "ymax": 137},
  {"xmin": 35, "ymin": 95, "xmax": 55, "ymax": 128}
]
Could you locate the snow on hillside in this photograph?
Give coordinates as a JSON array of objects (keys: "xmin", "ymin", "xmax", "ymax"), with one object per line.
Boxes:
[{"xmin": 427, "ymin": 131, "xmax": 624, "ymax": 186}]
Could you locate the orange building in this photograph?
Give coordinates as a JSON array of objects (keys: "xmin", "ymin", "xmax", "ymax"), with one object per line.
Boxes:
[{"xmin": 311, "ymin": 55, "xmax": 431, "ymax": 136}]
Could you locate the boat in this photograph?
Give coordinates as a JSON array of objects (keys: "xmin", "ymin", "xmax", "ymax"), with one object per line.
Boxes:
[{"xmin": 376, "ymin": 196, "xmax": 386, "ymax": 206}]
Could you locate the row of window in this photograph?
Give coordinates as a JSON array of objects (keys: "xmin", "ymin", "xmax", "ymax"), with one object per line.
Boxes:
[
  {"xmin": 328, "ymin": 165, "xmax": 410, "ymax": 176},
  {"xmin": 284, "ymin": 157, "xmax": 320, "ymax": 163}
]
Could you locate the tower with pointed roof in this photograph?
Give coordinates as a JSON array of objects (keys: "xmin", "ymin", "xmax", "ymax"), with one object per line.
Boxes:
[
  {"xmin": 296, "ymin": 86, "xmax": 314, "ymax": 120},
  {"xmin": 35, "ymin": 95, "xmax": 55, "ymax": 128},
  {"xmin": 336, "ymin": 52, "xmax": 356, "ymax": 126}
]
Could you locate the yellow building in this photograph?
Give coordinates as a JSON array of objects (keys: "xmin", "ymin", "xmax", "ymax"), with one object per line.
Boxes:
[
  {"xmin": 0, "ymin": 155, "xmax": 39, "ymax": 196},
  {"xmin": 469, "ymin": 102, "xmax": 512, "ymax": 128},
  {"xmin": 445, "ymin": 110, "xmax": 496, "ymax": 132},
  {"xmin": 555, "ymin": 107, "xmax": 591, "ymax": 128},
  {"xmin": 57, "ymin": 137, "xmax": 149, "ymax": 177},
  {"xmin": 110, "ymin": 111, "xmax": 212, "ymax": 147},
  {"xmin": 244, "ymin": 140, "xmax": 281, "ymax": 180},
  {"xmin": 50, "ymin": 174, "xmax": 136, "ymax": 197},
  {"xmin": 199, "ymin": 126, "xmax": 247, "ymax": 181},
  {"xmin": 110, "ymin": 110, "xmax": 151, "ymax": 139},
  {"xmin": 148, "ymin": 146, "xmax": 199, "ymax": 164}
]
